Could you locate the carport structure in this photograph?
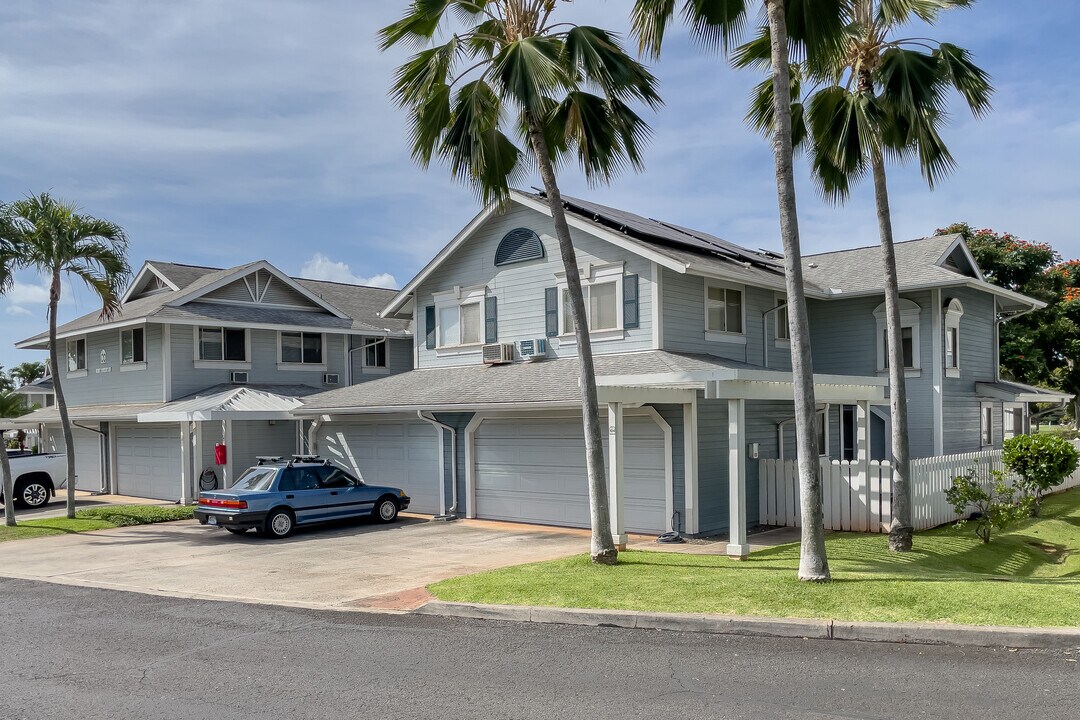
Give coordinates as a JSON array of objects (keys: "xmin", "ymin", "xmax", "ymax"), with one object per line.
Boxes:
[{"xmin": 295, "ymin": 350, "xmax": 886, "ymax": 555}]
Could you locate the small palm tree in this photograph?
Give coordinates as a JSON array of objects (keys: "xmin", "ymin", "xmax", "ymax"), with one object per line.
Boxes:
[
  {"xmin": 630, "ymin": 0, "xmax": 846, "ymax": 581},
  {"xmin": 0, "ymin": 194, "xmax": 131, "ymax": 519},
  {"xmin": 10, "ymin": 361, "xmax": 47, "ymax": 388},
  {"xmin": 740, "ymin": 0, "xmax": 992, "ymax": 551},
  {"xmin": 380, "ymin": 0, "xmax": 663, "ymax": 563}
]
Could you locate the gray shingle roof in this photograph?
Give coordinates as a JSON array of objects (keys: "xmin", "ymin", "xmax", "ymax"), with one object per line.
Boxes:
[
  {"xmin": 0, "ymin": 402, "xmax": 166, "ymax": 428},
  {"xmin": 297, "ymin": 351, "xmax": 765, "ymax": 412},
  {"xmin": 17, "ymin": 259, "xmax": 411, "ymax": 346},
  {"xmin": 803, "ymin": 234, "xmax": 967, "ymax": 296}
]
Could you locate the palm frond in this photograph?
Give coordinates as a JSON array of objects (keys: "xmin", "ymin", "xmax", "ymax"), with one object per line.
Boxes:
[
  {"xmin": 564, "ymin": 26, "xmax": 662, "ymax": 109},
  {"xmin": 389, "ymin": 39, "xmax": 461, "ymax": 109},
  {"xmin": 492, "ymin": 36, "xmax": 569, "ymax": 117},
  {"xmin": 379, "ymin": 0, "xmax": 457, "ymax": 50},
  {"xmin": 806, "ymin": 85, "xmax": 880, "ymax": 202},
  {"xmin": 629, "ymin": 0, "xmax": 678, "ymax": 59},
  {"xmin": 935, "ymin": 42, "xmax": 993, "ymax": 117}
]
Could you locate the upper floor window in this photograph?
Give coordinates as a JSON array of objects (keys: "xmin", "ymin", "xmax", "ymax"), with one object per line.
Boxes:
[
  {"xmin": 494, "ymin": 228, "xmax": 545, "ymax": 266},
  {"xmin": 121, "ymin": 328, "xmax": 145, "ymax": 365},
  {"xmin": 363, "ymin": 337, "xmax": 387, "ymax": 368},
  {"xmin": 562, "ymin": 282, "xmax": 618, "ymax": 335},
  {"xmin": 280, "ymin": 332, "xmax": 323, "ymax": 365},
  {"xmin": 438, "ymin": 296, "xmax": 483, "ymax": 348},
  {"xmin": 874, "ymin": 299, "xmax": 921, "ymax": 375},
  {"xmin": 67, "ymin": 338, "xmax": 86, "ymax": 373},
  {"xmin": 554, "ymin": 264, "xmax": 628, "ymax": 340},
  {"xmin": 944, "ymin": 298, "xmax": 964, "ymax": 378},
  {"xmin": 199, "ymin": 327, "xmax": 247, "ymax": 362},
  {"xmin": 775, "ymin": 293, "xmax": 789, "ymax": 341},
  {"xmin": 705, "ymin": 282, "xmax": 744, "ymax": 337}
]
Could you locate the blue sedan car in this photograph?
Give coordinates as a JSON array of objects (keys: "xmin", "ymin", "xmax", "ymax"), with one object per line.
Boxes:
[{"xmin": 194, "ymin": 456, "xmax": 410, "ymax": 538}]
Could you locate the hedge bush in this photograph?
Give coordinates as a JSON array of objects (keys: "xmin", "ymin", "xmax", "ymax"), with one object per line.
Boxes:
[{"xmin": 74, "ymin": 505, "xmax": 195, "ymax": 527}]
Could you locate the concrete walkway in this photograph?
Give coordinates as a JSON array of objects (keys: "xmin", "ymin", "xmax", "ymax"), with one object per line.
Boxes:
[{"xmin": 0, "ymin": 516, "xmax": 590, "ymax": 611}]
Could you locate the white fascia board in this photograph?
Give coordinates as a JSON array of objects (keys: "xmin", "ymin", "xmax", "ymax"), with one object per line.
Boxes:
[
  {"xmin": 16, "ymin": 318, "xmax": 150, "ymax": 349},
  {"xmin": 510, "ymin": 191, "xmax": 689, "ymax": 273},
  {"xmin": 380, "ymin": 204, "xmax": 501, "ymax": 318},
  {"xmin": 935, "ymin": 235, "xmax": 985, "ymax": 282},
  {"xmin": 167, "ymin": 260, "xmax": 350, "ymax": 319},
  {"xmin": 820, "ymin": 279, "xmax": 1043, "ymax": 309},
  {"xmin": 121, "ymin": 262, "xmax": 181, "ymax": 303},
  {"xmin": 975, "ymin": 384, "xmax": 1073, "ymax": 403},
  {"xmin": 291, "ymin": 400, "xmax": 581, "ymax": 417},
  {"xmin": 964, "ymin": 280, "xmax": 1045, "ymax": 310}
]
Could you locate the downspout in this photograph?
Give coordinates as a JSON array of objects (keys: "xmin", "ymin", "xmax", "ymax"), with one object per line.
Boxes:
[
  {"xmin": 346, "ymin": 338, "xmax": 365, "ymax": 386},
  {"xmin": 418, "ymin": 411, "xmax": 458, "ymax": 520},
  {"xmin": 761, "ymin": 303, "xmax": 786, "ymax": 369}
]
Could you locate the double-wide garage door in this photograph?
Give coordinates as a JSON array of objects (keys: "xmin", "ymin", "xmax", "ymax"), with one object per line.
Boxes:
[
  {"xmin": 116, "ymin": 425, "xmax": 181, "ymax": 501},
  {"xmin": 474, "ymin": 416, "xmax": 668, "ymax": 533},
  {"xmin": 319, "ymin": 421, "xmax": 441, "ymax": 515}
]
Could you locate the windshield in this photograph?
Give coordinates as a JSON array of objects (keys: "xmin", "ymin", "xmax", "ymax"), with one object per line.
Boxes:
[{"xmin": 231, "ymin": 467, "xmax": 278, "ymax": 492}]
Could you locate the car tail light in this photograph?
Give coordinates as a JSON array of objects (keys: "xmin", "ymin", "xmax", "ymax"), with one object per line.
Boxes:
[{"xmin": 199, "ymin": 497, "xmax": 248, "ymax": 510}]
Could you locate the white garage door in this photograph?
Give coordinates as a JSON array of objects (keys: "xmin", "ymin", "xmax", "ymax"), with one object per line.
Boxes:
[
  {"xmin": 320, "ymin": 421, "xmax": 441, "ymax": 515},
  {"xmin": 116, "ymin": 425, "xmax": 182, "ymax": 501},
  {"xmin": 41, "ymin": 426, "xmax": 103, "ymax": 492},
  {"xmin": 474, "ymin": 415, "xmax": 668, "ymax": 533}
]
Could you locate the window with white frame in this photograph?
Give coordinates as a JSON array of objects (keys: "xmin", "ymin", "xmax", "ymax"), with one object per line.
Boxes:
[
  {"xmin": 874, "ymin": 299, "xmax": 921, "ymax": 373},
  {"xmin": 66, "ymin": 338, "xmax": 86, "ymax": 373},
  {"xmin": 778, "ymin": 408, "xmax": 829, "ymax": 460},
  {"xmin": 435, "ymin": 287, "xmax": 485, "ymax": 348},
  {"xmin": 557, "ymin": 264, "xmax": 623, "ymax": 337},
  {"xmin": 705, "ymin": 282, "xmax": 744, "ymax": 336},
  {"xmin": 363, "ymin": 337, "xmax": 387, "ymax": 368},
  {"xmin": 775, "ymin": 293, "xmax": 789, "ymax": 341},
  {"xmin": 121, "ymin": 327, "xmax": 145, "ymax": 365},
  {"xmin": 198, "ymin": 327, "xmax": 247, "ymax": 362},
  {"xmin": 280, "ymin": 332, "xmax": 323, "ymax": 364},
  {"xmin": 944, "ymin": 298, "xmax": 964, "ymax": 378},
  {"xmin": 981, "ymin": 402, "xmax": 995, "ymax": 447}
]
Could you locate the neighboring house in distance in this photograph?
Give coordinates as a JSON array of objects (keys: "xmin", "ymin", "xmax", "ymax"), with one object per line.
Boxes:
[
  {"xmin": 295, "ymin": 190, "xmax": 1068, "ymax": 551},
  {"xmin": 12, "ymin": 375, "xmax": 54, "ymax": 410},
  {"xmin": 6, "ymin": 260, "xmax": 411, "ymax": 502}
]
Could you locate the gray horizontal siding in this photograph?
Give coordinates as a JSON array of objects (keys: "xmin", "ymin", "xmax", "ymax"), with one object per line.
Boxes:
[
  {"xmin": 414, "ymin": 204, "xmax": 654, "ymax": 369},
  {"xmin": 350, "ymin": 337, "xmax": 413, "ymax": 384},
  {"xmin": 696, "ymin": 397, "xmax": 729, "ymax": 535},
  {"xmin": 59, "ymin": 323, "xmax": 165, "ymax": 406},
  {"xmin": 942, "ymin": 288, "xmax": 999, "ymax": 453},
  {"xmin": 651, "ymin": 403, "xmax": 685, "ymax": 533}
]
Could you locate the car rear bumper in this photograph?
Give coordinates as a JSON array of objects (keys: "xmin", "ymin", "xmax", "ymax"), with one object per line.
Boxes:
[{"xmin": 194, "ymin": 509, "xmax": 267, "ymax": 530}]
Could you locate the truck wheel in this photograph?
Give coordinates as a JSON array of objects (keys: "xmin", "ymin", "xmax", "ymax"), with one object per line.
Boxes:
[{"xmin": 16, "ymin": 480, "xmax": 50, "ymax": 509}]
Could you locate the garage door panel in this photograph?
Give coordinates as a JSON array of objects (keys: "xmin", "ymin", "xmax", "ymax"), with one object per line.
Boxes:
[
  {"xmin": 116, "ymin": 425, "xmax": 181, "ymax": 501},
  {"xmin": 474, "ymin": 416, "xmax": 667, "ymax": 534}
]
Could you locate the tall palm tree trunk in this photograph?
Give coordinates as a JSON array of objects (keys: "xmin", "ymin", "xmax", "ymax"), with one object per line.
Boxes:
[
  {"xmin": 870, "ymin": 146, "xmax": 913, "ymax": 550},
  {"xmin": 766, "ymin": 0, "xmax": 829, "ymax": 580},
  {"xmin": 527, "ymin": 115, "xmax": 618, "ymax": 564},
  {"xmin": 2, "ymin": 444, "xmax": 14, "ymax": 527},
  {"xmin": 49, "ymin": 270, "xmax": 78, "ymax": 519}
]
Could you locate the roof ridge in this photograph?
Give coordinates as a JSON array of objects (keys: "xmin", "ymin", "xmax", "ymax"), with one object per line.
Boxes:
[
  {"xmin": 806, "ymin": 233, "xmax": 959, "ymax": 258},
  {"xmin": 147, "ymin": 260, "xmax": 225, "ymax": 271},
  {"xmin": 294, "ymin": 277, "xmax": 399, "ymax": 292}
]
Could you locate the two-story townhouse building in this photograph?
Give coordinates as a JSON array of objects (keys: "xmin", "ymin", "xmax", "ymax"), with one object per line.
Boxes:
[
  {"xmin": 9, "ymin": 259, "xmax": 413, "ymax": 505},
  {"xmin": 296, "ymin": 190, "xmax": 1069, "ymax": 552}
]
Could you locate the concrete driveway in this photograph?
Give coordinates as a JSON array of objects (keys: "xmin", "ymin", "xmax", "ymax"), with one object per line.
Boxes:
[{"xmin": 0, "ymin": 516, "xmax": 589, "ymax": 611}]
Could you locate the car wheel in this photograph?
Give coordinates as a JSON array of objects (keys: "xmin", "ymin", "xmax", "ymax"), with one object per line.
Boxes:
[
  {"xmin": 16, "ymin": 480, "xmax": 50, "ymax": 509},
  {"xmin": 226, "ymin": 528, "xmax": 248, "ymax": 536},
  {"xmin": 375, "ymin": 497, "xmax": 399, "ymax": 524},
  {"xmin": 264, "ymin": 508, "xmax": 295, "ymax": 539}
]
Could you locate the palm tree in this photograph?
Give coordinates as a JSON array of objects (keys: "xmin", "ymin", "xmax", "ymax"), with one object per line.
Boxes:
[
  {"xmin": 0, "ymin": 235, "xmax": 17, "ymax": 526},
  {"xmin": 10, "ymin": 361, "xmax": 47, "ymax": 388},
  {"xmin": 380, "ymin": 0, "xmax": 662, "ymax": 564},
  {"xmin": 0, "ymin": 194, "xmax": 131, "ymax": 519},
  {"xmin": 630, "ymin": 0, "xmax": 846, "ymax": 581},
  {"xmin": 741, "ymin": 0, "xmax": 992, "ymax": 551}
]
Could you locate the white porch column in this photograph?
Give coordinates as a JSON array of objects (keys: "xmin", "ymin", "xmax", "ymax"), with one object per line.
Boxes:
[
  {"xmin": 179, "ymin": 422, "xmax": 192, "ymax": 504},
  {"xmin": 856, "ymin": 400, "xmax": 871, "ymax": 532},
  {"xmin": 727, "ymin": 398, "xmax": 749, "ymax": 559},
  {"xmin": 608, "ymin": 401, "xmax": 627, "ymax": 549},
  {"xmin": 223, "ymin": 419, "xmax": 234, "ymax": 488},
  {"xmin": 683, "ymin": 399, "xmax": 699, "ymax": 535}
]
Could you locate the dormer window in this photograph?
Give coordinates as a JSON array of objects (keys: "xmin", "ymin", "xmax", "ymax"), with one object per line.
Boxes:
[{"xmin": 874, "ymin": 299, "xmax": 922, "ymax": 376}]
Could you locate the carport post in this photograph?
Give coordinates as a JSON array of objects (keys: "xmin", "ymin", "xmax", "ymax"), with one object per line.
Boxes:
[
  {"xmin": 727, "ymin": 399, "xmax": 749, "ymax": 559},
  {"xmin": 179, "ymin": 422, "xmax": 192, "ymax": 504},
  {"xmin": 607, "ymin": 402, "xmax": 627, "ymax": 550}
]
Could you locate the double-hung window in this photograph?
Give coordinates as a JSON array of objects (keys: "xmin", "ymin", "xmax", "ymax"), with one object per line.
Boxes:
[
  {"xmin": 882, "ymin": 327, "xmax": 915, "ymax": 369},
  {"xmin": 67, "ymin": 338, "xmax": 86, "ymax": 373},
  {"xmin": 363, "ymin": 337, "xmax": 387, "ymax": 368},
  {"xmin": 198, "ymin": 327, "xmax": 247, "ymax": 362},
  {"xmin": 121, "ymin": 328, "xmax": 145, "ymax": 365},
  {"xmin": 944, "ymin": 298, "xmax": 963, "ymax": 378},
  {"xmin": 280, "ymin": 332, "xmax": 323, "ymax": 365},
  {"xmin": 562, "ymin": 282, "xmax": 618, "ymax": 335},
  {"xmin": 874, "ymin": 299, "xmax": 921, "ymax": 374},
  {"xmin": 775, "ymin": 293, "xmax": 790, "ymax": 341},
  {"xmin": 705, "ymin": 282, "xmax": 744, "ymax": 338},
  {"xmin": 433, "ymin": 287, "xmax": 487, "ymax": 350}
]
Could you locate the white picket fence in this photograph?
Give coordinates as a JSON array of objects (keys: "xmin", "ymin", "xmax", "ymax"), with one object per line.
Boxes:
[{"xmin": 759, "ymin": 440, "xmax": 1080, "ymax": 533}]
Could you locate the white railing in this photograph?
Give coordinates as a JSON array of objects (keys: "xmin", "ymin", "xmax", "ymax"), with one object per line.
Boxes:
[{"xmin": 758, "ymin": 439, "xmax": 1080, "ymax": 533}]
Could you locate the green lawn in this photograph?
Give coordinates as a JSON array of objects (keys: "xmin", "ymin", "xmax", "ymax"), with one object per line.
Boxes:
[
  {"xmin": 0, "ymin": 505, "xmax": 195, "ymax": 542},
  {"xmin": 431, "ymin": 488, "xmax": 1080, "ymax": 627}
]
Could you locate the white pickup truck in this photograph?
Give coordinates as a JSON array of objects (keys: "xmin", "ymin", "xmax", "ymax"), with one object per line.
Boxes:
[{"xmin": 1, "ymin": 451, "xmax": 69, "ymax": 508}]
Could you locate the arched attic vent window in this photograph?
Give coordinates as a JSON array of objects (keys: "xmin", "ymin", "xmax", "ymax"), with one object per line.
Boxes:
[{"xmin": 494, "ymin": 228, "xmax": 545, "ymax": 266}]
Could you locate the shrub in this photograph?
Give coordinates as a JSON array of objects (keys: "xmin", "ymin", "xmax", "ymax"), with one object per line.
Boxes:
[
  {"xmin": 944, "ymin": 467, "xmax": 1032, "ymax": 544},
  {"xmin": 1002, "ymin": 433, "xmax": 1080, "ymax": 515},
  {"xmin": 74, "ymin": 505, "xmax": 195, "ymax": 526}
]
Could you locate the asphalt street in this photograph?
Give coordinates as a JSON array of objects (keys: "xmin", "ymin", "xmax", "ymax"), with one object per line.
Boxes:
[{"xmin": 0, "ymin": 577, "xmax": 1076, "ymax": 720}]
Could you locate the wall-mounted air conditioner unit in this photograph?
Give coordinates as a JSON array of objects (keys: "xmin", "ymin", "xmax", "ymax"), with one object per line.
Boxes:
[
  {"xmin": 231, "ymin": 371, "xmax": 249, "ymax": 384},
  {"xmin": 323, "ymin": 373, "xmax": 340, "ymax": 385},
  {"xmin": 482, "ymin": 343, "xmax": 515, "ymax": 365},
  {"xmin": 518, "ymin": 338, "xmax": 547, "ymax": 361}
]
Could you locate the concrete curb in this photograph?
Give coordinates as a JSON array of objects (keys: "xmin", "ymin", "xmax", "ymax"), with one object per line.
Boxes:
[{"xmin": 414, "ymin": 601, "xmax": 1080, "ymax": 650}]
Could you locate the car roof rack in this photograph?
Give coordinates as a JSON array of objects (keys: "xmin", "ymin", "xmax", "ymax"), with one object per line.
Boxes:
[
  {"xmin": 289, "ymin": 454, "xmax": 330, "ymax": 467},
  {"xmin": 256, "ymin": 456, "xmax": 284, "ymax": 465}
]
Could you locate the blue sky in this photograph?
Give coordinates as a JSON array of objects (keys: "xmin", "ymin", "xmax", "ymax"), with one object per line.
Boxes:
[{"xmin": 2, "ymin": 0, "xmax": 1078, "ymax": 370}]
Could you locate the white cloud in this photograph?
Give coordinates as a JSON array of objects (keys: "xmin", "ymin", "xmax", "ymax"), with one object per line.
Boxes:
[
  {"xmin": 299, "ymin": 253, "xmax": 397, "ymax": 289},
  {"xmin": 6, "ymin": 280, "xmax": 50, "ymax": 305},
  {"xmin": 5, "ymin": 305, "xmax": 31, "ymax": 317}
]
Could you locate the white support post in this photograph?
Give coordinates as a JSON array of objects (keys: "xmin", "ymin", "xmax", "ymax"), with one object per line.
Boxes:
[
  {"xmin": 683, "ymin": 398, "xmax": 699, "ymax": 535},
  {"xmin": 855, "ymin": 400, "xmax": 871, "ymax": 532},
  {"xmin": 608, "ymin": 402, "xmax": 627, "ymax": 549},
  {"xmin": 179, "ymin": 422, "xmax": 192, "ymax": 504},
  {"xmin": 727, "ymin": 398, "xmax": 749, "ymax": 559},
  {"xmin": 223, "ymin": 419, "xmax": 234, "ymax": 488}
]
